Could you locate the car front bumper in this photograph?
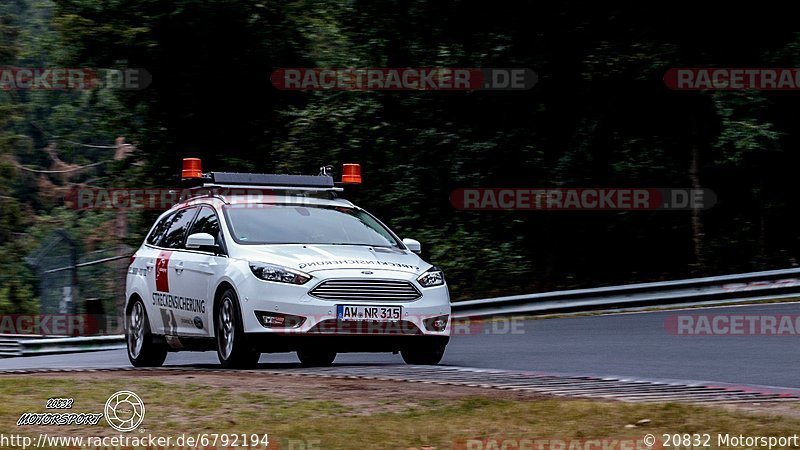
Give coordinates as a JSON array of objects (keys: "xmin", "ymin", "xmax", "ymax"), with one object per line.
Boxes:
[{"xmin": 234, "ymin": 268, "xmax": 452, "ymax": 340}]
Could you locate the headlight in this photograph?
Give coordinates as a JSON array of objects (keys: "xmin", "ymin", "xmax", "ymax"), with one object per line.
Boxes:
[
  {"xmin": 417, "ymin": 266, "xmax": 445, "ymax": 287},
  {"xmin": 249, "ymin": 262, "xmax": 311, "ymax": 285}
]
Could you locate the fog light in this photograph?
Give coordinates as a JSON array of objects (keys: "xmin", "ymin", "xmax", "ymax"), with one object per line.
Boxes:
[
  {"xmin": 263, "ymin": 316, "xmax": 284, "ymax": 326},
  {"xmin": 256, "ymin": 311, "xmax": 306, "ymax": 328},
  {"xmin": 423, "ymin": 315, "xmax": 449, "ymax": 332}
]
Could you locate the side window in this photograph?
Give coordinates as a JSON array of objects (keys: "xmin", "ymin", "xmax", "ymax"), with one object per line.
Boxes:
[
  {"xmin": 146, "ymin": 211, "xmax": 175, "ymax": 246},
  {"xmin": 160, "ymin": 207, "xmax": 199, "ymax": 249},
  {"xmin": 187, "ymin": 207, "xmax": 221, "ymax": 245}
]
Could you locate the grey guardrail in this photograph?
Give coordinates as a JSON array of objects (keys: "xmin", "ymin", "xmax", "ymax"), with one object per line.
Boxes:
[
  {"xmin": 3, "ymin": 268, "xmax": 800, "ymax": 357},
  {"xmin": 452, "ymin": 267, "xmax": 800, "ymax": 318},
  {"xmin": 0, "ymin": 335, "xmax": 125, "ymax": 357}
]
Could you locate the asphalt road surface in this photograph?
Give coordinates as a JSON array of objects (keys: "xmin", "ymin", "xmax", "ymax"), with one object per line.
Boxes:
[{"xmin": 1, "ymin": 302, "xmax": 798, "ymax": 388}]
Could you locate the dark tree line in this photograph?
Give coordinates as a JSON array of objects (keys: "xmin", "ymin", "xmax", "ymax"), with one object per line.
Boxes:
[{"xmin": 2, "ymin": 1, "xmax": 800, "ymax": 309}]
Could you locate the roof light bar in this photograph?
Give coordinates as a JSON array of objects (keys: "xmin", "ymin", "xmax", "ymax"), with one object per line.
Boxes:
[
  {"xmin": 341, "ymin": 163, "xmax": 362, "ymax": 184},
  {"xmin": 180, "ymin": 158, "xmax": 360, "ymax": 190},
  {"xmin": 181, "ymin": 158, "xmax": 203, "ymax": 179}
]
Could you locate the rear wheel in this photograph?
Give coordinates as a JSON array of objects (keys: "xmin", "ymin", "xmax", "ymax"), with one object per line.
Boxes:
[
  {"xmin": 401, "ymin": 342, "xmax": 446, "ymax": 365},
  {"xmin": 297, "ymin": 349, "xmax": 337, "ymax": 367},
  {"xmin": 127, "ymin": 298, "xmax": 167, "ymax": 367},
  {"xmin": 216, "ymin": 288, "xmax": 260, "ymax": 369}
]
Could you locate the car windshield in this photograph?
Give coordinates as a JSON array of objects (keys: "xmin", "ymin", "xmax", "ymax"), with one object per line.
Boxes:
[{"xmin": 224, "ymin": 204, "xmax": 400, "ymax": 247}]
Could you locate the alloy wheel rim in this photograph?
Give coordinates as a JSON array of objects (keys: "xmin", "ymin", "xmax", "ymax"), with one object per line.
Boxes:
[
  {"xmin": 219, "ymin": 297, "xmax": 235, "ymax": 359},
  {"xmin": 128, "ymin": 302, "xmax": 144, "ymax": 358}
]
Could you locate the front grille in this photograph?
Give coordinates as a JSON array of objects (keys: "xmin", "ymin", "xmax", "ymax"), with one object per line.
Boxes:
[
  {"xmin": 308, "ymin": 319, "xmax": 423, "ymax": 335},
  {"xmin": 309, "ymin": 279, "xmax": 421, "ymax": 302}
]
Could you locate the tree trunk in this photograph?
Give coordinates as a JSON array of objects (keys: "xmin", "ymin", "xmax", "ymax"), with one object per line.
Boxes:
[{"xmin": 689, "ymin": 142, "xmax": 705, "ymax": 275}]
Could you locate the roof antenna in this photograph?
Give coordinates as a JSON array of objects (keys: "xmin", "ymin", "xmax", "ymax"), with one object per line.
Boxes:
[{"xmin": 319, "ymin": 165, "xmax": 334, "ymax": 177}]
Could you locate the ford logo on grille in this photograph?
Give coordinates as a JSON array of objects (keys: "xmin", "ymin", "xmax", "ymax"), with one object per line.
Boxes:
[{"xmin": 361, "ymin": 271, "xmax": 373, "ymax": 275}]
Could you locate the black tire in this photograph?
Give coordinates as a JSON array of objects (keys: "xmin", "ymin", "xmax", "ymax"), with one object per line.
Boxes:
[
  {"xmin": 126, "ymin": 297, "xmax": 167, "ymax": 367},
  {"xmin": 401, "ymin": 342, "xmax": 446, "ymax": 365},
  {"xmin": 216, "ymin": 288, "xmax": 260, "ymax": 369},
  {"xmin": 297, "ymin": 349, "xmax": 337, "ymax": 367}
]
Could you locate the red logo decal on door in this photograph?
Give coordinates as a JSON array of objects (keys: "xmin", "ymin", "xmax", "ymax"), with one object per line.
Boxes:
[{"xmin": 155, "ymin": 251, "xmax": 173, "ymax": 292}]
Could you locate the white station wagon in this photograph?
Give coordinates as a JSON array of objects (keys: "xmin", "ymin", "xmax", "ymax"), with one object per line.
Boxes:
[{"xmin": 125, "ymin": 160, "xmax": 451, "ymax": 368}]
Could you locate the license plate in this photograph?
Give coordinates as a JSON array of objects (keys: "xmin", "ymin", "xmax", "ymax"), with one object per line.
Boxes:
[{"xmin": 337, "ymin": 305, "xmax": 402, "ymax": 322}]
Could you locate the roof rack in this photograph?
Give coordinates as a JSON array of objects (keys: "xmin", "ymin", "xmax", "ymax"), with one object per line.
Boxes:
[
  {"xmin": 180, "ymin": 158, "xmax": 359, "ymax": 192},
  {"xmin": 206, "ymin": 172, "xmax": 335, "ymax": 188}
]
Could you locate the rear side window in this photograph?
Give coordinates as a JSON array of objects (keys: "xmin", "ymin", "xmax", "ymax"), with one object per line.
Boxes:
[
  {"xmin": 187, "ymin": 207, "xmax": 221, "ymax": 245},
  {"xmin": 146, "ymin": 211, "xmax": 175, "ymax": 246},
  {"xmin": 160, "ymin": 207, "xmax": 199, "ymax": 249}
]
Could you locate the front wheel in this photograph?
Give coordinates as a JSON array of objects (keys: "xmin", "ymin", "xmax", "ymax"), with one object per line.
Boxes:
[
  {"xmin": 216, "ymin": 289, "xmax": 260, "ymax": 369},
  {"xmin": 401, "ymin": 342, "xmax": 446, "ymax": 365},
  {"xmin": 127, "ymin": 298, "xmax": 167, "ymax": 367}
]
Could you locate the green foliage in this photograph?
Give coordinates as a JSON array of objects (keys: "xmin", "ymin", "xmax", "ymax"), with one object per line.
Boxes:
[
  {"xmin": 0, "ymin": 275, "xmax": 36, "ymax": 315},
  {"xmin": 4, "ymin": 0, "xmax": 800, "ymax": 311},
  {"xmin": 712, "ymin": 92, "xmax": 780, "ymax": 166}
]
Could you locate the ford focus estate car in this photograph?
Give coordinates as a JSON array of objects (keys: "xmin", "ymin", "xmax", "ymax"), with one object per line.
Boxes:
[{"xmin": 125, "ymin": 160, "xmax": 451, "ymax": 368}]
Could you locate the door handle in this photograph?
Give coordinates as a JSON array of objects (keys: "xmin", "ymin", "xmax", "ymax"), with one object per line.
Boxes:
[
  {"xmin": 145, "ymin": 262, "xmax": 155, "ymax": 271},
  {"xmin": 174, "ymin": 262, "xmax": 184, "ymax": 273}
]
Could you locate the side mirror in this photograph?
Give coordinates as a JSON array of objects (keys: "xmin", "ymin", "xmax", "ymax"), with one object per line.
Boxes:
[
  {"xmin": 402, "ymin": 238, "xmax": 421, "ymax": 254},
  {"xmin": 186, "ymin": 233, "xmax": 219, "ymax": 252}
]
